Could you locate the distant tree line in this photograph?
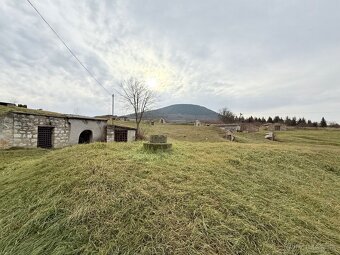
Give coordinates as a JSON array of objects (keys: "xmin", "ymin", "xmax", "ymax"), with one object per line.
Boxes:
[{"xmin": 218, "ymin": 108, "xmax": 338, "ymax": 128}]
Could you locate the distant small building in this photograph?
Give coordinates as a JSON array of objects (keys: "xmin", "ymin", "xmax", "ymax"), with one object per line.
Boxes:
[
  {"xmin": 218, "ymin": 123, "xmax": 259, "ymax": 132},
  {"xmin": 159, "ymin": 118, "xmax": 166, "ymax": 124},
  {"xmin": 116, "ymin": 116, "xmax": 129, "ymax": 121},
  {"xmin": 225, "ymin": 130, "xmax": 235, "ymax": 141},
  {"xmin": 265, "ymin": 131, "xmax": 275, "ymax": 141},
  {"xmin": 240, "ymin": 123, "xmax": 259, "ymax": 132},
  {"xmin": 263, "ymin": 123, "xmax": 287, "ymax": 131},
  {"xmin": 194, "ymin": 120, "xmax": 202, "ymax": 127},
  {"xmin": 219, "ymin": 124, "xmax": 241, "ymax": 132}
]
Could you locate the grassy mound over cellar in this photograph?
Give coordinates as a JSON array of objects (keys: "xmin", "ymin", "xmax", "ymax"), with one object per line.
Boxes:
[{"xmin": 1, "ymin": 140, "xmax": 339, "ymax": 254}]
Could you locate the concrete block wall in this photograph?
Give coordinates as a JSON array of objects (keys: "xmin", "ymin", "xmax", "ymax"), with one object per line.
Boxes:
[
  {"xmin": 107, "ymin": 125, "xmax": 115, "ymax": 142},
  {"xmin": 127, "ymin": 130, "xmax": 136, "ymax": 142},
  {"xmin": 68, "ymin": 119, "xmax": 107, "ymax": 145},
  {"xmin": 1, "ymin": 112, "xmax": 135, "ymax": 149},
  {"xmin": 0, "ymin": 114, "xmax": 14, "ymax": 149},
  {"xmin": 266, "ymin": 124, "xmax": 287, "ymax": 131},
  {"xmin": 11, "ymin": 113, "xmax": 70, "ymax": 148}
]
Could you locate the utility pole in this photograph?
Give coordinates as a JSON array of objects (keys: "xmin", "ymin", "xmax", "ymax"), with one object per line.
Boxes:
[{"xmin": 112, "ymin": 93, "xmax": 114, "ymax": 116}]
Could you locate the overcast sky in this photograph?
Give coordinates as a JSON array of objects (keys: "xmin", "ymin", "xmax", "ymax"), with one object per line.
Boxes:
[{"xmin": 0, "ymin": 0, "xmax": 339, "ymax": 122}]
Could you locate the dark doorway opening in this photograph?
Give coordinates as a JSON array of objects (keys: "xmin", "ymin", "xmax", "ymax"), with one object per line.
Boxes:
[
  {"xmin": 79, "ymin": 130, "xmax": 93, "ymax": 144},
  {"xmin": 114, "ymin": 129, "xmax": 128, "ymax": 142},
  {"xmin": 275, "ymin": 125, "xmax": 281, "ymax": 131},
  {"xmin": 38, "ymin": 126, "xmax": 54, "ymax": 148}
]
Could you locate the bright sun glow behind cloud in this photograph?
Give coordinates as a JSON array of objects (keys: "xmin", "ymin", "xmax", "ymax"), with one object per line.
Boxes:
[
  {"xmin": 140, "ymin": 65, "xmax": 178, "ymax": 92},
  {"xmin": 145, "ymin": 78, "xmax": 159, "ymax": 90},
  {"xmin": 0, "ymin": 0, "xmax": 340, "ymax": 121}
]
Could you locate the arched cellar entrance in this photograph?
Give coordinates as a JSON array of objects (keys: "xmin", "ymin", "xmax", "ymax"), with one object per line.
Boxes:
[{"xmin": 78, "ymin": 130, "xmax": 93, "ymax": 144}]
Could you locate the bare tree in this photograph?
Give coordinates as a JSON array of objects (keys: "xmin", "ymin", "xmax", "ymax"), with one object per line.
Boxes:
[
  {"xmin": 219, "ymin": 108, "xmax": 236, "ymax": 123},
  {"xmin": 118, "ymin": 77, "xmax": 155, "ymax": 139}
]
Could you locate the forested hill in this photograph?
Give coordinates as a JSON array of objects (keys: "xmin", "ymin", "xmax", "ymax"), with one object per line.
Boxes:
[{"xmin": 126, "ymin": 104, "xmax": 219, "ymax": 122}]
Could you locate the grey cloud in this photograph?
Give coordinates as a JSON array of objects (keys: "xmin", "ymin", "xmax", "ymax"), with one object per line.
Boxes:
[{"xmin": 0, "ymin": 0, "xmax": 339, "ymax": 122}]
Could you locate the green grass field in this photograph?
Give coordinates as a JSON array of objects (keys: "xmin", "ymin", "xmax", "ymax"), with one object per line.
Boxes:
[{"xmin": 0, "ymin": 126, "xmax": 339, "ymax": 254}]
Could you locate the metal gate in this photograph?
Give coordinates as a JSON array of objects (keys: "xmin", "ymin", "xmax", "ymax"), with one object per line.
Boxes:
[
  {"xmin": 114, "ymin": 129, "xmax": 128, "ymax": 142},
  {"xmin": 37, "ymin": 126, "xmax": 54, "ymax": 148}
]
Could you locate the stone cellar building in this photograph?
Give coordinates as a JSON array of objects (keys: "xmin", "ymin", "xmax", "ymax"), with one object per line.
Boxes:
[{"xmin": 0, "ymin": 105, "xmax": 136, "ymax": 149}]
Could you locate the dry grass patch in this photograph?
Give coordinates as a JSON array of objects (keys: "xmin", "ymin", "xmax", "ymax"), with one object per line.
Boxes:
[{"xmin": 0, "ymin": 139, "xmax": 339, "ymax": 254}]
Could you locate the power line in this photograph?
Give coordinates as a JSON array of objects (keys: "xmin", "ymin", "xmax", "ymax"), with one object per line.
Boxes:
[{"xmin": 26, "ymin": 0, "xmax": 111, "ymax": 95}]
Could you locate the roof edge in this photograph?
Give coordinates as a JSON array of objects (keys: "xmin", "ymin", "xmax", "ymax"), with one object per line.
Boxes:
[{"xmin": 9, "ymin": 111, "xmax": 107, "ymax": 121}]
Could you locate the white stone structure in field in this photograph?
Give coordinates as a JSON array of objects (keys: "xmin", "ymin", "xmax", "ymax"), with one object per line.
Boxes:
[{"xmin": 194, "ymin": 120, "xmax": 202, "ymax": 126}]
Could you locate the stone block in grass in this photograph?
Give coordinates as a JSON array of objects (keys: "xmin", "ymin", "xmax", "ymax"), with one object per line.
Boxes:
[
  {"xmin": 150, "ymin": 135, "xmax": 167, "ymax": 143},
  {"xmin": 143, "ymin": 142, "xmax": 172, "ymax": 151},
  {"xmin": 144, "ymin": 135, "xmax": 172, "ymax": 151}
]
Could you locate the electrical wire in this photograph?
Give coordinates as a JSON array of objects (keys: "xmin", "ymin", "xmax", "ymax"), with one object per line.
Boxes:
[{"xmin": 26, "ymin": 0, "xmax": 112, "ymax": 95}]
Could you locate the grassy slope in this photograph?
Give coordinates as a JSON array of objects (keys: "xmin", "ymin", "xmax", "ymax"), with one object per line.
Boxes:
[
  {"xmin": 113, "ymin": 120, "xmax": 340, "ymax": 146},
  {"xmin": 111, "ymin": 120, "xmax": 227, "ymax": 142},
  {"xmin": 0, "ymin": 128, "xmax": 340, "ymax": 254},
  {"xmin": 235, "ymin": 129, "xmax": 340, "ymax": 146},
  {"xmin": 0, "ymin": 105, "xmax": 64, "ymax": 117}
]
